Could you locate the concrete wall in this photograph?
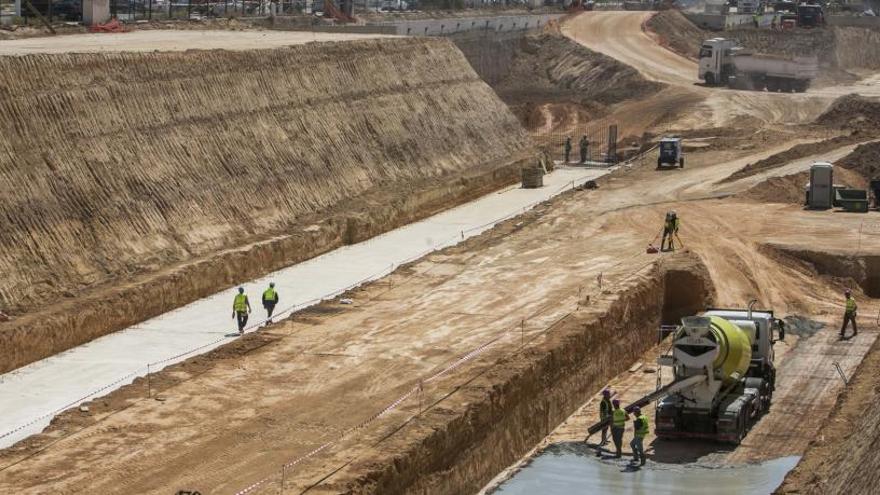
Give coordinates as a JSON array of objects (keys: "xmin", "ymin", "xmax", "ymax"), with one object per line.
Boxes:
[
  {"xmin": 380, "ymin": 13, "xmax": 564, "ymax": 36},
  {"xmin": 684, "ymin": 12, "xmax": 775, "ymax": 30}
]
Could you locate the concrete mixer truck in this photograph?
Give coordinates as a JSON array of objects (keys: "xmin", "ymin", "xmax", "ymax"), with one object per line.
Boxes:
[{"xmin": 587, "ymin": 304, "xmax": 783, "ymax": 444}]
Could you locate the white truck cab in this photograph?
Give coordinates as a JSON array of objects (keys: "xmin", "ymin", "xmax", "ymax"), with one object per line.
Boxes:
[{"xmin": 698, "ymin": 38, "xmax": 737, "ymax": 86}]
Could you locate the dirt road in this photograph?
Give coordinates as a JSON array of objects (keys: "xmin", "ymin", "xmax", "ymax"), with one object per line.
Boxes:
[
  {"xmin": 562, "ymin": 12, "xmax": 874, "ymax": 129},
  {"xmin": 0, "ymin": 30, "xmax": 396, "ymax": 55}
]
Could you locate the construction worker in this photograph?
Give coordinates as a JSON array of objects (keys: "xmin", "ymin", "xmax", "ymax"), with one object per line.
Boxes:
[
  {"xmin": 599, "ymin": 389, "xmax": 613, "ymax": 446},
  {"xmin": 262, "ymin": 282, "xmax": 279, "ymax": 325},
  {"xmin": 579, "ymin": 135, "xmax": 589, "ymax": 164},
  {"xmin": 232, "ymin": 287, "xmax": 251, "ymax": 335},
  {"xmin": 753, "ymin": 12, "xmax": 760, "ymax": 28},
  {"xmin": 564, "ymin": 136, "xmax": 572, "ymax": 164},
  {"xmin": 630, "ymin": 406, "xmax": 649, "ymax": 466},
  {"xmin": 840, "ymin": 289, "xmax": 858, "ymax": 339},
  {"xmin": 610, "ymin": 398, "xmax": 627, "ymax": 458},
  {"xmin": 660, "ymin": 211, "xmax": 680, "ymax": 251}
]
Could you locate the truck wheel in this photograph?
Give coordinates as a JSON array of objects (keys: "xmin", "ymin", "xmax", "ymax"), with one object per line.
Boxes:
[
  {"xmin": 705, "ymin": 73, "xmax": 715, "ymax": 86},
  {"xmin": 679, "ymin": 158, "xmax": 684, "ymax": 168}
]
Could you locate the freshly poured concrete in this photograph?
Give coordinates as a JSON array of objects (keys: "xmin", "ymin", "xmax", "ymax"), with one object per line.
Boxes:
[
  {"xmin": 0, "ymin": 167, "xmax": 609, "ymax": 448},
  {"xmin": 492, "ymin": 443, "xmax": 799, "ymax": 494}
]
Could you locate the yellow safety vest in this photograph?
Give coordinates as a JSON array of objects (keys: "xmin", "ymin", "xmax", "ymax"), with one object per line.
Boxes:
[
  {"xmin": 612, "ymin": 408, "xmax": 626, "ymax": 428},
  {"xmin": 263, "ymin": 288, "xmax": 278, "ymax": 302},
  {"xmin": 233, "ymin": 294, "xmax": 249, "ymax": 312},
  {"xmin": 635, "ymin": 414, "xmax": 650, "ymax": 438},
  {"xmin": 846, "ymin": 297, "xmax": 857, "ymax": 313}
]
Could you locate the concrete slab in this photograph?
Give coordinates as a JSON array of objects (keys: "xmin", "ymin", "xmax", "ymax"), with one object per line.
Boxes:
[{"xmin": 0, "ymin": 166, "xmax": 610, "ymax": 448}]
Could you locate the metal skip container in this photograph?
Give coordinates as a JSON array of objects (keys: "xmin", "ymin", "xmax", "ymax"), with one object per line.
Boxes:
[{"xmin": 808, "ymin": 162, "xmax": 834, "ymax": 209}]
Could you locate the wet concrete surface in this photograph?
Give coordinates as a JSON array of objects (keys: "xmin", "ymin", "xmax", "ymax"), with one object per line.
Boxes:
[{"xmin": 491, "ymin": 442, "xmax": 800, "ymax": 495}]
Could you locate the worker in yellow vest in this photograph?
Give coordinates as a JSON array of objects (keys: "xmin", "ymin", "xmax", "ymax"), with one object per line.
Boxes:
[
  {"xmin": 630, "ymin": 406, "xmax": 649, "ymax": 467},
  {"xmin": 840, "ymin": 289, "xmax": 858, "ymax": 339},
  {"xmin": 262, "ymin": 282, "xmax": 280, "ymax": 325},
  {"xmin": 232, "ymin": 287, "xmax": 251, "ymax": 335},
  {"xmin": 610, "ymin": 398, "xmax": 627, "ymax": 458},
  {"xmin": 661, "ymin": 211, "xmax": 680, "ymax": 251}
]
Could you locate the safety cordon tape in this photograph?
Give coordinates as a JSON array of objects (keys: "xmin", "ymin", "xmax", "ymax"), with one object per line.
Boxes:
[{"xmin": 233, "ymin": 330, "xmax": 508, "ymax": 495}]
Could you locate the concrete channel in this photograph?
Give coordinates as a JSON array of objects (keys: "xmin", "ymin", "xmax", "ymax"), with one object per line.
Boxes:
[{"xmin": 0, "ymin": 165, "xmax": 610, "ymax": 449}]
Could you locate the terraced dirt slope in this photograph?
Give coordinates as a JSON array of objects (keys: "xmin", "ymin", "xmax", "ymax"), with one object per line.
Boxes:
[{"xmin": 0, "ymin": 37, "xmax": 530, "ymax": 369}]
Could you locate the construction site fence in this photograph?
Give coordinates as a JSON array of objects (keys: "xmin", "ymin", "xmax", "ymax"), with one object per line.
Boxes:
[{"xmin": 544, "ymin": 119, "xmax": 621, "ymax": 165}]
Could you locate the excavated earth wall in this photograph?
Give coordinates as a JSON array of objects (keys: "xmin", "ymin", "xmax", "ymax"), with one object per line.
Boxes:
[
  {"xmin": 319, "ymin": 253, "xmax": 714, "ymax": 494},
  {"xmin": 0, "ymin": 37, "xmax": 531, "ymax": 373}
]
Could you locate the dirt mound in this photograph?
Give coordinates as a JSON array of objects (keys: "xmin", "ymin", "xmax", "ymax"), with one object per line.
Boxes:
[
  {"xmin": 645, "ymin": 10, "xmax": 709, "ymax": 60},
  {"xmin": 493, "ymin": 33, "xmax": 663, "ymax": 128},
  {"xmin": 817, "ymin": 94, "xmax": 880, "ymax": 130},
  {"xmin": 724, "ymin": 134, "xmax": 860, "ymax": 183},
  {"xmin": 0, "ymin": 37, "xmax": 531, "ymax": 371},
  {"xmin": 837, "ymin": 140, "xmax": 880, "ymax": 180},
  {"xmin": 741, "ymin": 167, "xmax": 867, "ymax": 204}
]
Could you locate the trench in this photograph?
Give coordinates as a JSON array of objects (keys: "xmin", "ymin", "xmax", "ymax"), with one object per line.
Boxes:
[
  {"xmin": 765, "ymin": 245, "xmax": 880, "ymax": 299},
  {"xmin": 337, "ymin": 253, "xmax": 716, "ymax": 494}
]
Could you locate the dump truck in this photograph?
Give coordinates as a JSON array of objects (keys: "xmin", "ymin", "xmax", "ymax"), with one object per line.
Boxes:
[
  {"xmin": 698, "ymin": 38, "xmax": 818, "ymax": 92},
  {"xmin": 588, "ymin": 304, "xmax": 782, "ymax": 444}
]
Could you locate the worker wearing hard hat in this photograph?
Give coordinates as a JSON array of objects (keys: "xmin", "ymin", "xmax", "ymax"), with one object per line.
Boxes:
[
  {"xmin": 262, "ymin": 282, "xmax": 280, "ymax": 325},
  {"xmin": 232, "ymin": 287, "xmax": 252, "ymax": 335},
  {"xmin": 630, "ymin": 406, "xmax": 650, "ymax": 467},
  {"xmin": 840, "ymin": 289, "xmax": 858, "ymax": 339},
  {"xmin": 610, "ymin": 398, "xmax": 627, "ymax": 458},
  {"xmin": 599, "ymin": 389, "xmax": 613, "ymax": 446},
  {"xmin": 661, "ymin": 211, "xmax": 680, "ymax": 252},
  {"xmin": 564, "ymin": 136, "xmax": 572, "ymax": 164}
]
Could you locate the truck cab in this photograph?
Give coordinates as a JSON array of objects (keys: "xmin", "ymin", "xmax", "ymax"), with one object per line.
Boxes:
[{"xmin": 698, "ymin": 38, "xmax": 736, "ymax": 85}]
